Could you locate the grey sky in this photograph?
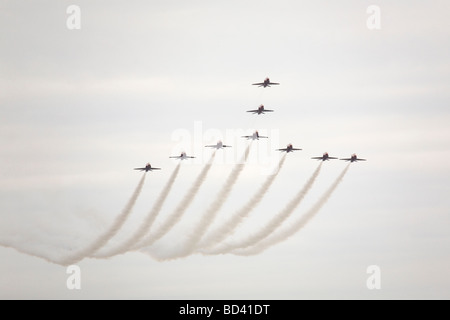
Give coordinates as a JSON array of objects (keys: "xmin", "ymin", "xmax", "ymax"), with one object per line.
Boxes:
[{"xmin": 1, "ymin": 0, "xmax": 450, "ymax": 299}]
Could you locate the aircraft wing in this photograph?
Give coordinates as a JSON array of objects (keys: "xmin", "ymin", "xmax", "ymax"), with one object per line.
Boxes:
[
  {"xmin": 252, "ymin": 82, "xmax": 264, "ymax": 86},
  {"xmin": 340, "ymin": 158, "xmax": 364, "ymax": 162},
  {"xmin": 311, "ymin": 157, "xmax": 323, "ymax": 160},
  {"xmin": 246, "ymin": 109, "xmax": 258, "ymax": 113},
  {"xmin": 134, "ymin": 167, "xmax": 146, "ymax": 171},
  {"xmin": 268, "ymin": 82, "xmax": 280, "ymax": 86},
  {"xmin": 276, "ymin": 148, "xmax": 288, "ymax": 152},
  {"xmin": 151, "ymin": 167, "xmax": 162, "ymax": 170},
  {"xmin": 169, "ymin": 156, "xmax": 195, "ymax": 159}
]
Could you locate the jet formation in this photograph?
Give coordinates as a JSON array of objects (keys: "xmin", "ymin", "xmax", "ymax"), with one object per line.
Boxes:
[{"xmin": 135, "ymin": 77, "xmax": 366, "ymax": 171}]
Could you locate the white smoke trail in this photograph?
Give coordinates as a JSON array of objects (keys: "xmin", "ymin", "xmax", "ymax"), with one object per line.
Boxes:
[
  {"xmin": 150, "ymin": 144, "xmax": 252, "ymax": 261},
  {"xmin": 0, "ymin": 240, "xmax": 60, "ymax": 265},
  {"xmin": 205, "ymin": 162, "xmax": 322, "ymax": 255},
  {"xmin": 136, "ymin": 151, "xmax": 216, "ymax": 248},
  {"xmin": 233, "ymin": 163, "xmax": 350, "ymax": 256},
  {"xmin": 94, "ymin": 163, "xmax": 181, "ymax": 258},
  {"xmin": 198, "ymin": 153, "xmax": 287, "ymax": 250},
  {"xmin": 58, "ymin": 173, "xmax": 146, "ymax": 266}
]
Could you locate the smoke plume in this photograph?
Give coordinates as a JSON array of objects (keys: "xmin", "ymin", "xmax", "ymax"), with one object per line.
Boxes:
[
  {"xmin": 94, "ymin": 163, "xmax": 181, "ymax": 258},
  {"xmin": 167, "ymin": 144, "xmax": 252, "ymax": 259},
  {"xmin": 233, "ymin": 163, "xmax": 350, "ymax": 256},
  {"xmin": 58, "ymin": 173, "xmax": 146, "ymax": 265},
  {"xmin": 205, "ymin": 162, "xmax": 322, "ymax": 255},
  {"xmin": 136, "ymin": 151, "xmax": 216, "ymax": 248},
  {"xmin": 199, "ymin": 153, "xmax": 287, "ymax": 249}
]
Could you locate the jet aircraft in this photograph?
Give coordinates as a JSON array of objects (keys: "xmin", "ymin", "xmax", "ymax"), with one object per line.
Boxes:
[
  {"xmin": 134, "ymin": 163, "xmax": 161, "ymax": 172},
  {"xmin": 277, "ymin": 144, "xmax": 302, "ymax": 153},
  {"xmin": 169, "ymin": 152, "xmax": 195, "ymax": 160},
  {"xmin": 252, "ymin": 77, "xmax": 280, "ymax": 88},
  {"xmin": 205, "ymin": 141, "xmax": 232, "ymax": 149},
  {"xmin": 246, "ymin": 105, "xmax": 274, "ymax": 115},
  {"xmin": 311, "ymin": 152, "xmax": 338, "ymax": 161},
  {"xmin": 340, "ymin": 154, "xmax": 366, "ymax": 162},
  {"xmin": 242, "ymin": 130, "xmax": 268, "ymax": 140}
]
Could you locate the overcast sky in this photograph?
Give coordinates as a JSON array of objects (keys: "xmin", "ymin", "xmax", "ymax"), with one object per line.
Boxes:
[{"xmin": 1, "ymin": 0, "xmax": 450, "ymax": 299}]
